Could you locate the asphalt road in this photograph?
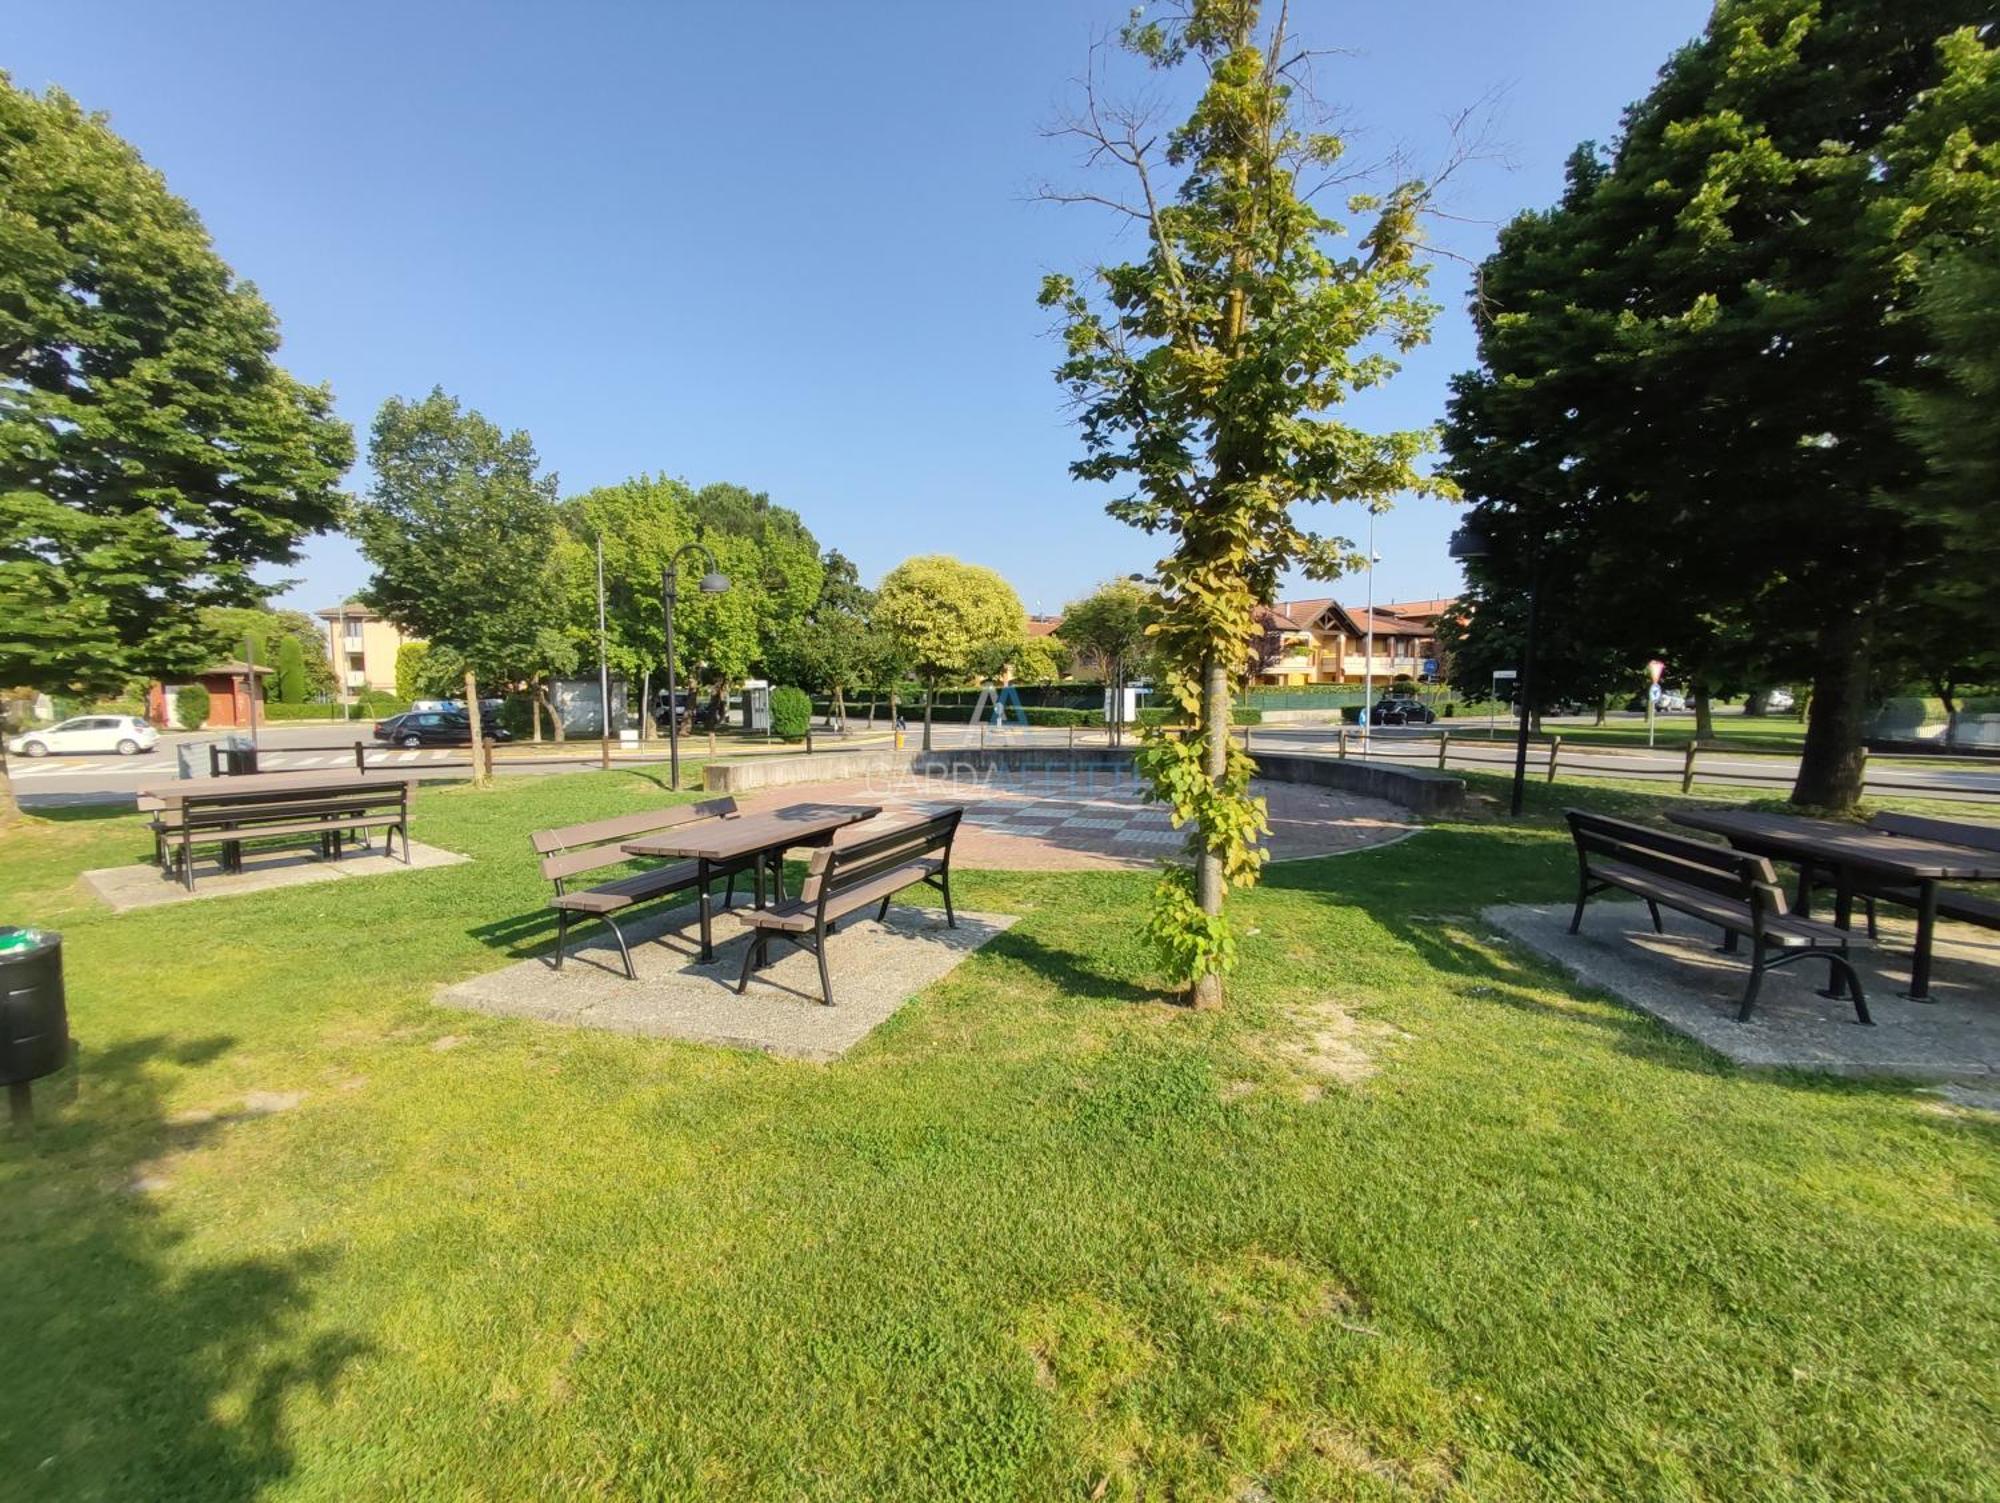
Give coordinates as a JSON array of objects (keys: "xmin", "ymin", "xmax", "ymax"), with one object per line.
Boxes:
[{"xmin": 13, "ymin": 717, "xmax": 1999, "ymax": 809}]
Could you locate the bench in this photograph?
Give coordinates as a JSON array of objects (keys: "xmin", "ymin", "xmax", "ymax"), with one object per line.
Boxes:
[
  {"xmin": 532, "ymin": 797, "xmax": 765, "ymax": 979},
  {"xmin": 734, "ymin": 807, "xmax": 963, "ymax": 1006},
  {"xmin": 153, "ymin": 782, "xmax": 412, "ymax": 890},
  {"xmin": 1843, "ymin": 812, "xmax": 2000, "ymax": 939},
  {"xmin": 1565, "ymin": 810, "xmax": 1870, "ymax": 1023}
]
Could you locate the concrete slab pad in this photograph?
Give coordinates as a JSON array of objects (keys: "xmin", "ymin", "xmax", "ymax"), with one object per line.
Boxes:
[
  {"xmin": 1484, "ymin": 901, "xmax": 2000, "ymax": 1081},
  {"xmin": 83, "ymin": 839, "xmax": 468, "ymax": 912},
  {"xmin": 436, "ymin": 898, "xmax": 1017, "ymax": 1062}
]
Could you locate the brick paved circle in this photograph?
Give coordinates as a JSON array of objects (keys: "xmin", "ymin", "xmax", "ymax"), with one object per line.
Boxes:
[{"xmin": 748, "ymin": 768, "xmax": 1417, "ymax": 871}]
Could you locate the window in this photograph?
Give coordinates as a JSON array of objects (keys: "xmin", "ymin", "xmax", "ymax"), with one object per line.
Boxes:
[{"xmin": 343, "ymin": 620, "xmax": 364, "ymax": 644}]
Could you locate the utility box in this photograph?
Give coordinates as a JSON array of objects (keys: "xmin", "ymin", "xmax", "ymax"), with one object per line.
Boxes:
[{"xmin": 741, "ymin": 683, "xmax": 771, "ymax": 734}]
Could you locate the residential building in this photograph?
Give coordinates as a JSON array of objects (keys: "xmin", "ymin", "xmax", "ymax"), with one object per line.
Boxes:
[
  {"xmin": 316, "ymin": 603, "xmax": 420, "ymax": 697},
  {"xmin": 1250, "ymin": 597, "xmax": 1449, "ymax": 687}
]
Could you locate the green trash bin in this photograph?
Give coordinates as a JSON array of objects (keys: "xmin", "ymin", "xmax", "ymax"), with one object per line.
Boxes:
[{"xmin": 1, "ymin": 927, "xmax": 67, "ymax": 1125}]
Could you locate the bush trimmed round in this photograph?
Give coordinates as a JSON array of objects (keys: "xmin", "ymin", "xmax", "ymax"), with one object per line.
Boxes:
[{"xmin": 770, "ymin": 686, "xmax": 812, "ymax": 742}]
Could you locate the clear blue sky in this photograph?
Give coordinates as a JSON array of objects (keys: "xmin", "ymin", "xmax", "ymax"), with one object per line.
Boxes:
[{"xmin": 11, "ymin": 0, "xmax": 1709, "ymax": 619}]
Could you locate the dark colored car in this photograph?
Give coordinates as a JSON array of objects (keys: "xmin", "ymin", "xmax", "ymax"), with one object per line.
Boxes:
[
  {"xmin": 373, "ymin": 711, "xmax": 513, "ymax": 748},
  {"xmin": 651, "ymin": 691, "xmax": 726, "ymax": 733},
  {"xmin": 1369, "ymin": 695, "xmax": 1437, "ymax": 726}
]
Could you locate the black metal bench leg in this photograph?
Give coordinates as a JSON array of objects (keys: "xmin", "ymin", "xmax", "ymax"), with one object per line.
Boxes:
[
  {"xmin": 723, "ymin": 872, "xmax": 735, "ymax": 911},
  {"xmin": 1738, "ymin": 951, "xmax": 1768, "ymax": 1022},
  {"xmin": 877, "ymin": 894, "xmax": 892, "ymax": 924},
  {"xmin": 1568, "ymin": 873, "xmax": 1591, "ymax": 934},
  {"xmin": 1645, "ymin": 899, "xmax": 1663, "ymax": 935},
  {"xmin": 813, "ymin": 928, "xmax": 834, "ymax": 1006},
  {"xmin": 553, "ymin": 909, "xmax": 569, "ymax": 970},
  {"xmin": 1864, "ymin": 896, "xmax": 1878, "ymax": 942},
  {"xmin": 941, "ymin": 862, "xmax": 956, "ymax": 928},
  {"xmin": 1835, "ymin": 952, "xmax": 1871, "ymax": 1025},
  {"xmin": 734, "ymin": 932, "xmax": 761, "ymax": 994},
  {"xmin": 602, "ymin": 914, "xmax": 637, "ymax": 981}
]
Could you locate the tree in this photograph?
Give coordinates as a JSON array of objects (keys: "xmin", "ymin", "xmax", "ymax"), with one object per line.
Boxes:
[
  {"xmin": 1443, "ymin": 4, "xmax": 1996, "ymax": 810},
  {"xmin": 198, "ymin": 607, "xmax": 335, "ymax": 698},
  {"xmin": 1040, "ymin": 1, "xmax": 1453, "ymax": 1003},
  {"xmin": 349, "ymin": 389, "xmax": 575, "ymax": 774},
  {"xmin": 875, "ymin": 556, "xmax": 1025, "ymax": 750},
  {"xmin": 557, "ymin": 475, "xmax": 697, "ymax": 739},
  {"xmin": 1057, "ymin": 580, "xmax": 1159, "ymax": 746},
  {"xmin": 770, "ymin": 549, "xmax": 877, "ymax": 725},
  {"xmin": 1012, "ymin": 637, "xmax": 1068, "ymax": 686},
  {"xmin": 273, "ymin": 636, "xmax": 306, "ymax": 704},
  {"xmin": 0, "ymin": 78, "xmax": 352, "ymax": 819}
]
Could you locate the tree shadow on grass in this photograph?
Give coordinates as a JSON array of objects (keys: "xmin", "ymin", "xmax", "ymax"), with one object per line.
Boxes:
[
  {"xmin": 975, "ymin": 926, "xmax": 1161, "ymax": 1006},
  {"xmin": 0, "ymin": 1034, "xmax": 370, "ymax": 1500},
  {"xmin": 18, "ymin": 795, "xmax": 142, "ymax": 821}
]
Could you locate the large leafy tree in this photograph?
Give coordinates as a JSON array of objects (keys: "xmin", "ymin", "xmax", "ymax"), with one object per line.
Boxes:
[
  {"xmin": 1444, "ymin": 3, "xmax": 1996, "ymax": 809},
  {"xmin": 0, "ymin": 78, "xmax": 351, "ymax": 816},
  {"xmin": 875, "ymin": 555, "xmax": 1025, "ymax": 750},
  {"xmin": 1040, "ymin": 0, "xmax": 1452, "ymax": 1004},
  {"xmin": 350, "ymin": 389, "xmax": 575, "ymax": 765}
]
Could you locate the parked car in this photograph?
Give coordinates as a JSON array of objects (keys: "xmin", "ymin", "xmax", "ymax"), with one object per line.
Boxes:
[
  {"xmin": 373, "ymin": 711, "xmax": 513, "ymax": 748},
  {"xmin": 651, "ymin": 691, "xmax": 726, "ymax": 733},
  {"xmin": 7, "ymin": 714, "xmax": 160, "ymax": 758},
  {"xmin": 1369, "ymin": 695, "xmax": 1437, "ymax": 726},
  {"xmin": 1765, "ymin": 688, "xmax": 1795, "ymax": 712}
]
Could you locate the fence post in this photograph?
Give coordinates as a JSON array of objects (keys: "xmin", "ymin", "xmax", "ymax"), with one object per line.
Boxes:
[
  {"xmin": 1545, "ymin": 734, "xmax": 1563, "ymax": 783},
  {"xmin": 1338, "ymin": 726, "xmax": 1348, "ymax": 760},
  {"xmin": 805, "ymin": 727, "xmax": 814, "ymax": 755},
  {"xmin": 354, "ymin": 740, "xmax": 366, "ymax": 773},
  {"xmin": 1437, "ymin": 730, "xmax": 1450, "ymax": 770},
  {"xmin": 708, "ymin": 730, "xmax": 717, "ymax": 759},
  {"xmin": 1681, "ymin": 741, "xmax": 1698, "ymax": 794},
  {"xmin": 1067, "ymin": 724, "xmax": 1075, "ymax": 751}
]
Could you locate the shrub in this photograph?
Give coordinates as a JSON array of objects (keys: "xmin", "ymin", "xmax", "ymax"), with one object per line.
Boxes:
[
  {"xmin": 495, "ymin": 695, "xmax": 533, "ymax": 738},
  {"xmin": 770, "ymin": 685, "xmax": 812, "ymax": 742},
  {"xmin": 274, "ymin": 637, "xmax": 307, "ymax": 703},
  {"xmin": 175, "ymin": 685, "xmax": 210, "ymax": 730}
]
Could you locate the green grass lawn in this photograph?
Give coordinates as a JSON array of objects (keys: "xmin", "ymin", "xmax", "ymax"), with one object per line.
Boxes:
[{"xmin": 2, "ymin": 772, "xmax": 1996, "ymax": 1501}]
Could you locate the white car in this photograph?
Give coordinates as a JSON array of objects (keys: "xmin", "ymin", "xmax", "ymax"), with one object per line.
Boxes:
[{"xmin": 7, "ymin": 714, "xmax": 160, "ymax": 758}]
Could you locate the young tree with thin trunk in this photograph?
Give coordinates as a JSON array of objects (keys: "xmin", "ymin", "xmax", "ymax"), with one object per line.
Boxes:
[
  {"xmin": 1040, "ymin": 0, "xmax": 1456, "ymax": 1005},
  {"xmin": 875, "ymin": 556, "xmax": 1025, "ymax": 752},
  {"xmin": 350, "ymin": 389, "xmax": 575, "ymax": 786}
]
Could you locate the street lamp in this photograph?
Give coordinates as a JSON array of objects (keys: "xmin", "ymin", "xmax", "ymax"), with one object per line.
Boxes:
[
  {"xmin": 662, "ymin": 541, "xmax": 730, "ymax": 791},
  {"xmin": 1449, "ymin": 518, "xmax": 1539, "ymax": 818},
  {"xmin": 1362, "ymin": 508, "xmax": 1382, "ymax": 740}
]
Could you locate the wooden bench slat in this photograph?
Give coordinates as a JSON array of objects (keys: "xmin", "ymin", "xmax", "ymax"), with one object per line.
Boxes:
[{"xmin": 747, "ymin": 858, "xmax": 944, "ymax": 932}]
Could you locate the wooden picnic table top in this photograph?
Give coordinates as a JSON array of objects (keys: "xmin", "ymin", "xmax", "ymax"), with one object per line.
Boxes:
[
  {"xmin": 621, "ymin": 802, "xmax": 880, "ymax": 861},
  {"xmin": 1669, "ymin": 807, "xmax": 2000, "ymax": 882},
  {"xmin": 138, "ymin": 770, "xmax": 417, "ymax": 806}
]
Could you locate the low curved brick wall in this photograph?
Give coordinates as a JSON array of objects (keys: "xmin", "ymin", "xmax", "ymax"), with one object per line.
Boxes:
[{"xmin": 707, "ymin": 743, "xmax": 1463, "ymax": 816}]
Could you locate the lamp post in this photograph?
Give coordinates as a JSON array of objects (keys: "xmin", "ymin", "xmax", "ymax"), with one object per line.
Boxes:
[
  {"xmin": 662, "ymin": 541, "xmax": 730, "ymax": 792},
  {"xmin": 596, "ymin": 535, "xmax": 612, "ymax": 772},
  {"xmin": 1362, "ymin": 508, "xmax": 1381, "ymax": 742},
  {"xmin": 1450, "ymin": 519, "xmax": 1539, "ymax": 818}
]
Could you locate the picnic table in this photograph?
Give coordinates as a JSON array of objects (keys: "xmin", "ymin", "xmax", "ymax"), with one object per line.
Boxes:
[
  {"xmin": 137, "ymin": 771, "xmax": 418, "ymax": 889},
  {"xmin": 623, "ymin": 801, "xmax": 880, "ymax": 962},
  {"xmin": 1668, "ymin": 807, "xmax": 2000, "ymax": 1001}
]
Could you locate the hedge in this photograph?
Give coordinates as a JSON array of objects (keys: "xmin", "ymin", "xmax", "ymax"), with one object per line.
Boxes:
[
  {"xmin": 770, "ymin": 686, "xmax": 812, "ymax": 742},
  {"xmin": 1135, "ymin": 706, "xmax": 1263, "ymax": 728},
  {"xmin": 259, "ymin": 701, "xmax": 352, "ymax": 722}
]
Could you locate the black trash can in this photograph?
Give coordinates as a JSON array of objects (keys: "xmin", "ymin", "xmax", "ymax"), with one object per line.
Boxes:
[{"xmin": 1, "ymin": 928, "xmax": 66, "ymax": 1125}]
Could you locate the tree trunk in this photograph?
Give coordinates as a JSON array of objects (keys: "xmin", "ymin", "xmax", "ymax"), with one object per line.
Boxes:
[
  {"xmin": 1594, "ymin": 695, "xmax": 1608, "ymax": 727},
  {"xmin": 1692, "ymin": 680, "xmax": 1714, "ymax": 741},
  {"xmin": 639, "ymin": 670, "xmax": 651, "ymax": 742},
  {"xmin": 887, "ymin": 687, "xmax": 897, "ymax": 736},
  {"xmin": 832, "ymin": 683, "xmax": 846, "ymax": 729},
  {"xmin": 464, "ymin": 670, "xmax": 490, "ymax": 789},
  {"xmin": 922, "ymin": 684, "xmax": 934, "ymax": 752},
  {"xmin": 538, "ymin": 680, "xmax": 565, "ymax": 742},
  {"xmin": 1791, "ymin": 616, "xmax": 1871, "ymax": 810},
  {"xmin": 530, "ymin": 688, "xmax": 544, "ymax": 743},
  {"xmin": 866, "ymin": 688, "xmax": 878, "ymax": 727},
  {"xmin": 1191, "ymin": 650, "xmax": 1229, "ymax": 1010},
  {"xmin": 0, "ymin": 745, "xmax": 19, "ymax": 827}
]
